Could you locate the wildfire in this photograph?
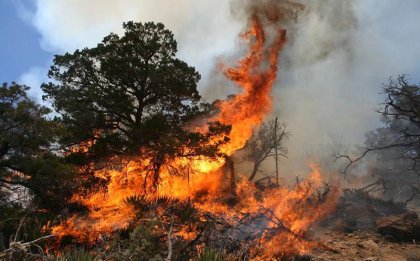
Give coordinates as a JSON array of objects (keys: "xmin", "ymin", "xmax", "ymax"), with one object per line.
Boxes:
[
  {"xmin": 214, "ymin": 14, "xmax": 286, "ymax": 155},
  {"xmin": 50, "ymin": 8, "xmax": 339, "ymax": 259}
]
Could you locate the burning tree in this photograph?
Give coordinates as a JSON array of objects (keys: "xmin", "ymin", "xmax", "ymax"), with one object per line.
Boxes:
[
  {"xmin": 42, "ymin": 21, "xmax": 231, "ymax": 187},
  {"xmin": 0, "ymin": 1, "xmax": 339, "ymax": 259},
  {"xmin": 44, "ymin": 12, "xmax": 337, "ymax": 259},
  {"xmin": 2, "ymin": 1, "xmax": 419, "ymax": 260}
]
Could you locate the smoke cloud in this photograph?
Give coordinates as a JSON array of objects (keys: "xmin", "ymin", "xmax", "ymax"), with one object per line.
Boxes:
[
  {"xmin": 272, "ymin": 0, "xmax": 420, "ymax": 176},
  {"xmin": 16, "ymin": 0, "xmax": 242, "ymax": 92},
  {"xmin": 222, "ymin": 0, "xmax": 420, "ymax": 178}
]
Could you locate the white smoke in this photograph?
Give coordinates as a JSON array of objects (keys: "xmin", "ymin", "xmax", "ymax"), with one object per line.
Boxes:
[{"xmin": 15, "ymin": 0, "xmax": 242, "ymax": 92}]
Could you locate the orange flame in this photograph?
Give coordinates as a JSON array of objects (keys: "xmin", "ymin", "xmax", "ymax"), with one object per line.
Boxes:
[
  {"xmin": 50, "ymin": 13, "xmax": 338, "ymax": 258},
  {"xmin": 213, "ymin": 14, "xmax": 286, "ymax": 155}
]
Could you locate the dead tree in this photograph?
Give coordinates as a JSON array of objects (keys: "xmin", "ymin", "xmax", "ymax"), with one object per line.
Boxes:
[
  {"xmin": 244, "ymin": 118, "xmax": 288, "ymax": 183},
  {"xmin": 336, "ymin": 75, "xmax": 420, "ymax": 201},
  {"xmin": 274, "ymin": 118, "xmax": 280, "ymax": 185}
]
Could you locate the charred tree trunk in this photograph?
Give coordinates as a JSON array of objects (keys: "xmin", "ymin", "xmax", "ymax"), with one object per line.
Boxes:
[
  {"xmin": 224, "ymin": 156, "xmax": 235, "ymax": 192},
  {"xmin": 248, "ymin": 159, "xmax": 263, "ymax": 182},
  {"xmin": 274, "ymin": 117, "xmax": 279, "ymax": 186},
  {"xmin": 165, "ymin": 216, "xmax": 174, "ymax": 261}
]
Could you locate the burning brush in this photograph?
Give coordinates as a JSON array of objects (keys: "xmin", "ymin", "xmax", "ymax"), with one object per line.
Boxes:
[{"xmin": 46, "ymin": 1, "xmax": 340, "ymax": 259}]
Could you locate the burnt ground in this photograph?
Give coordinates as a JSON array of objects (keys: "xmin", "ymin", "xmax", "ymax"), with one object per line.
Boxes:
[
  {"xmin": 305, "ymin": 189, "xmax": 420, "ymax": 261},
  {"xmin": 310, "ymin": 230, "xmax": 419, "ymax": 261}
]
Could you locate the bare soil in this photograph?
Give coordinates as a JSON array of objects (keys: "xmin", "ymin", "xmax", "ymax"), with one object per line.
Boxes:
[{"xmin": 311, "ymin": 230, "xmax": 419, "ymax": 261}]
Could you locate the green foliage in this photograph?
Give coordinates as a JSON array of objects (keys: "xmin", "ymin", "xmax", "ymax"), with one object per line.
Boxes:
[
  {"xmin": 18, "ymin": 214, "xmax": 54, "ymax": 244},
  {"xmin": 63, "ymin": 249, "xmax": 97, "ymax": 261},
  {"xmin": 0, "ymin": 206, "xmax": 55, "ymax": 251},
  {"xmin": 342, "ymin": 188, "xmax": 406, "ymax": 215},
  {"xmin": 105, "ymin": 222, "xmax": 165, "ymax": 261},
  {"xmin": 0, "ymin": 204, "xmax": 23, "ymax": 251},
  {"xmin": 196, "ymin": 248, "xmax": 225, "ymax": 261},
  {"xmin": 108, "ymin": 196, "xmax": 203, "ymax": 260},
  {"xmin": 125, "ymin": 195, "xmax": 199, "ymax": 224},
  {"xmin": 48, "ymin": 248, "xmax": 98, "ymax": 261},
  {"xmin": 41, "ymin": 21, "xmax": 231, "ymax": 189},
  {"xmin": 0, "ymin": 82, "xmax": 77, "ymax": 210},
  {"xmin": 41, "ymin": 21, "xmax": 223, "ymax": 156}
]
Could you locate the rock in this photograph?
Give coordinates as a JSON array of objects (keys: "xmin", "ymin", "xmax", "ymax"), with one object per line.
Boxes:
[
  {"xmin": 356, "ymin": 239, "xmax": 379, "ymax": 250},
  {"xmin": 364, "ymin": 257, "xmax": 378, "ymax": 261},
  {"xmin": 363, "ymin": 240, "xmax": 379, "ymax": 250},
  {"xmin": 376, "ymin": 212, "xmax": 420, "ymax": 242}
]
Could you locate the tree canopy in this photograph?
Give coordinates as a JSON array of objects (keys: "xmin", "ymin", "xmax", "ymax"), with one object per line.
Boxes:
[
  {"xmin": 0, "ymin": 83, "xmax": 76, "ymax": 209},
  {"xmin": 42, "ymin": 21, "xmax": 230, "ymax": 185}
]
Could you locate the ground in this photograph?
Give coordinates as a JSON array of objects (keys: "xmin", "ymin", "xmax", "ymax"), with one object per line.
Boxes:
[{"xmin": 311, "ymin": 231, "xmax": 419, "ymax": 261}]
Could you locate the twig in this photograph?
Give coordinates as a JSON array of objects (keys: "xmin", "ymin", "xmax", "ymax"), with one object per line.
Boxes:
[
  {"xmin": 13, "ymin": 216, "xmax": 26, "ymax": 242},
  {"xmin": 165, "ymin": 216, "xmax": 174, "ymax": 261},
  {"xmin": 0, "ymin": 235, "xmax": 54, "ymax": 258}
]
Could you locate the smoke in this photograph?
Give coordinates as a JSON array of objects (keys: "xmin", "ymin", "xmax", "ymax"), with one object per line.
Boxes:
[
  {"xmin": 274, "ymin": 0, "xmax": 367, "ymax": 176},
  {"xmin": 17, "ymin": 0, "xmax": 420, "ymax": 178},
  {"xmin": 15, "ymin": 0, "xmax": 242, "ymax": 93},
  {"xmin": 275, "ymin": 0, "xmax": 420, "ymax": 177},
  {"xmin": 223, "ymin": 0, "xmax": 420, "ymax": 178}
]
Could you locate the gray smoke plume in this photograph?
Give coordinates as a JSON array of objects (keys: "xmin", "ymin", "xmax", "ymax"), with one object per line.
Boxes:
[{"xmin": 201, "ymin": 0, "xmax": 420, "ymax": 183}]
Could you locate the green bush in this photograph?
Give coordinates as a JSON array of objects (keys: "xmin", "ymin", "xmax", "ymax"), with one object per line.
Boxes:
[
  {"xmin": 196, "ymin": 248, "xmax": 225, "ymax": 261},
  {"xmin": 48, "ymin": 248, "xmax": 98, "ymax": 261}
]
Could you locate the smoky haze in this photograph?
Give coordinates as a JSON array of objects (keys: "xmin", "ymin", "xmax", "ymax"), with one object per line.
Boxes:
[
  {"xmin": 17, "ymin": 0, "xmax": 420, "ymax": 179},
  {"xmin": 273, "ymin": 0, "xmax": 420, "ymax": 177},
  {"xmin": 219, "ymin": 0, "xmax": 420, "ymax": 179}
]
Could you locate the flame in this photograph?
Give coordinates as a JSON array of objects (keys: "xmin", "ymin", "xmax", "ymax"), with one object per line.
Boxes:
[
  {"xmin": 50, "ymin": 12, "xmax": 338, "ymax": 258},
  {"xmin": 213, "ymin": 14, "xmax": 286, "ymax": 155}
]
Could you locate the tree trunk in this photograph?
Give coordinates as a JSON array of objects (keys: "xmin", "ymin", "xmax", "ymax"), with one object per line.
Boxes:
[
  {"xmin": 248, "ymin": 161, "xmax": 260, "ymax": 182},
  {"xmin": 224, "ymin": 156, "xmax": 235, "ymax": 191},
  {"xmin": 274, "ymin": 117, "xmax": 279, "ymax": 186},
  {"xmin": 0, "ymin": 232, "xmax": 5, "ymax": 252},
  {"xmin": 165, "ymin": 216, "xmax": 174, "ymax": 261}
]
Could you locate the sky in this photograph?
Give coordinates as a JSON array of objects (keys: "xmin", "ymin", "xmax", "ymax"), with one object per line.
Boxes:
[
  {"xmin": 1, "ymin": 0, "xmax": 420, "ymax": 176},
  {"xmin": 0, "ymin": 0, "xmax": 242, "ymax": 100},
  {"xmin": 0, "ymin": 0, "xmax": 50, "ymax": 85}
]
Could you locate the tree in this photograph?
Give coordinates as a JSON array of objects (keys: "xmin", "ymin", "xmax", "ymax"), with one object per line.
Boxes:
[
  {"xmin": 243, "ymin": 118, "xmax": 288, "ymax": 183},
  {"xmin": 42, "ymin": 21, "xmax": 230, "ymax": 185},
  {"xmin": 0, "ymin": 83, "xmax": 76, "ymax": 209},
  {"xmin": 337, "ymin": 75, "xmax": 420, "ymax": 201},
  {"xmin": 361, "ymin": 128, "xmax": 419, "ymax": 202}
]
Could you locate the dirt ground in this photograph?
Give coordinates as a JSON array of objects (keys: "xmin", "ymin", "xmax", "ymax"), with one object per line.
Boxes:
[{"xmin": 310, "ymin": 230, "xmax": 419, "ymax": 261}]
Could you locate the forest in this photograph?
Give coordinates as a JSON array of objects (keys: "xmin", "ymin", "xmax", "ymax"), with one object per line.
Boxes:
[{"xmin": 1, "ymin": 1, "xmax": 419, "ymax": 261}]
